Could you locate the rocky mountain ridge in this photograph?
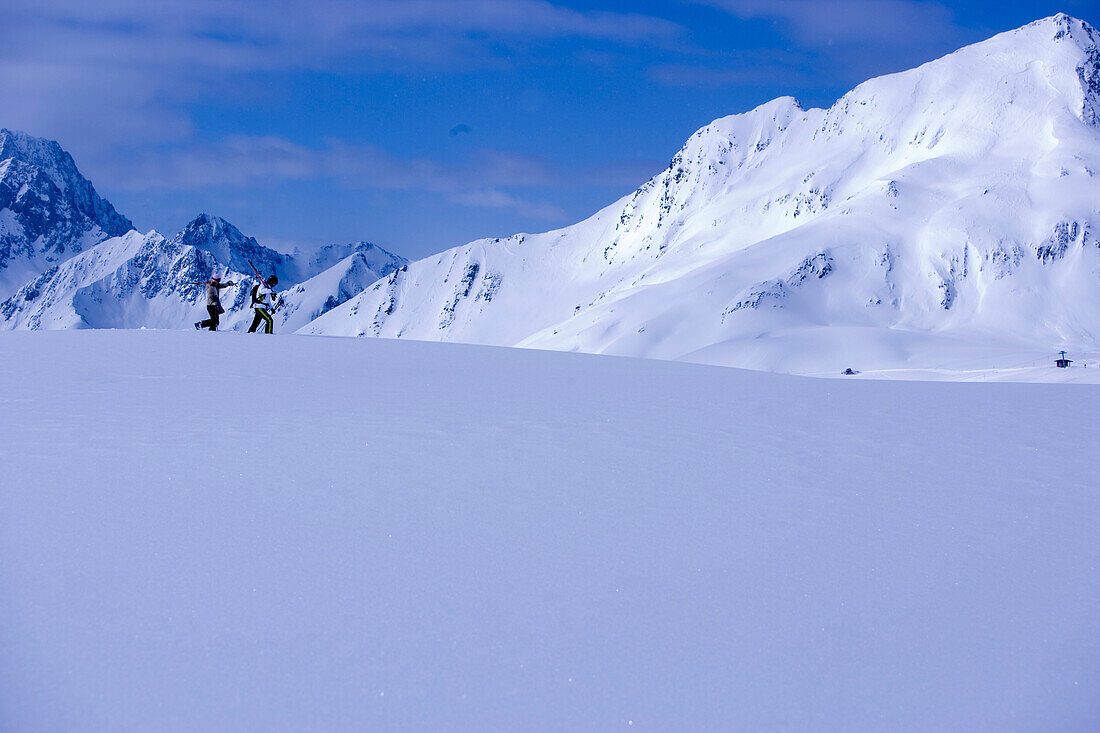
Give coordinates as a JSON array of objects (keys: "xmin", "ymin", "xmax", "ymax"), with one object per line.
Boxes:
[
  {"xmin": 0, "ymin": 129, "xmax": 134, "ymax": 298},
  {"xmin": 0, "ymin": 211, "xmax": 406, "ymax": 331}
]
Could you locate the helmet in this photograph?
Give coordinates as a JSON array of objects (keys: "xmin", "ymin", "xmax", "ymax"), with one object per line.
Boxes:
[
  {"xmin": 211, "ymin": 275, "xmax": 221, "ymax": 281},
  {"xmin": 266, "ymin": 275, "xmax": 279, "ymax": 286}
]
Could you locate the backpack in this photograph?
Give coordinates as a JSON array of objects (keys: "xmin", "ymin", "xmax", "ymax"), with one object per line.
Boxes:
[{"xmin": 250, "ymin": 283, "xmax": 260, "ymax": 306}]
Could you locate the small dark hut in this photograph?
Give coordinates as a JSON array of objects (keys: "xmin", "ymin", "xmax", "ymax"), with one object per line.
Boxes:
[{"xmin": 1055, "ymin": 350, "xmax": 1073, "ymax": 368}]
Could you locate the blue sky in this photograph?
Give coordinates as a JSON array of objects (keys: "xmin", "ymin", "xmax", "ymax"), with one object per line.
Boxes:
[{"xmin": 4, "ymin": 1, "xmax": 1096, "ymax": 259}]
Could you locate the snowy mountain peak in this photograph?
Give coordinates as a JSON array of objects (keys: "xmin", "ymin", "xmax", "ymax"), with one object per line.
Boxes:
[
  {"xmin": 0, "ymin": 128, "xmax": 135, "ymax": 299},
  {"xmin": 295, "ymin": 240, "xmax": 406, "ymax": 282},
  {"xmin": 0, "ymin": 129, "xmax": 133, "ymax": 232},
  {"xmin": 170, "ymin": 213, "xmax": 406, "ymax": 287},
  {"xmin": 182, "ymin": 212, "xmax": 237, "ymax": 240},
  {"xmin": 836, "ymin": 14, "xmax": 1100, "ymax": 128},
  {"xmin": 305, "ymin": 15, "xmax": 1100, "ymax": 377},
  {"xmin": 0, "ymin": 128, "xmax": 75, "ymax": 193},
  {"xmin": 1030, "ymin": 12, "xmax": 1095, "ymax": 44},
  {"xmin": 172, "ymin": 213, "xmax": 288, "ymax": 282},
  {"xmin": 177, "ymin": 213, "xmax": 256, "ymax": 254},
  {"xmin": 925, "ymin": 14, "xmax": 1099, "ymax": 66}
]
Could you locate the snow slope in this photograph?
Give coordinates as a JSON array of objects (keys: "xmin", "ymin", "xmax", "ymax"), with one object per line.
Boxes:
[
  {"xmin": 1, "ymin": 330, "xmax": 1098, "ymax": 730},
  {"xmin": 0, "ymin": 230, "xmax": 220, "ymax": 330},
  {"xmin": 0, "ymin": 129, "xmax": 135, "ymax": 299},
  {"xmin": 272, "ymin": 255, "xmax": 409, "ymax": 333},
  {"xmin": 0, "ymin": 228, "xmax": 260, "ymax": 331},
  {"xmin": 0, "ymin": 214, "xmax": 406, "ymax": 331},
  {"xmin": 306, "ymin": 14, "xmax": 1100, "ymax": 379}
]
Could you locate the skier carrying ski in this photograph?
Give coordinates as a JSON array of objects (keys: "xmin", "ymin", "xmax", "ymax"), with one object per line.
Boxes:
[
  {"xmin": 193, "ymin": 275, "xmax": 235, "ymax": 331},
  {"xmin": 247, "ymin": 274, "xmax": 280, "ymax": 334}
]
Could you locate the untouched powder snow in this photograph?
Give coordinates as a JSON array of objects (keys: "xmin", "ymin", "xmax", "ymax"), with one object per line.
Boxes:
[{"xmin": 1, "ymin": 330, "xmax": 1098, "ymax": 730}]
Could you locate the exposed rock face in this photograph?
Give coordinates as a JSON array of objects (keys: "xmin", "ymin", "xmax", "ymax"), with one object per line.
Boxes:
[
  {"xmin": 0, "ymin": 212, "xmax": 407, "ymax": 332},
  {"xmin": 0, "ymin": 129, "xmax": 134, "ymax": 298}
]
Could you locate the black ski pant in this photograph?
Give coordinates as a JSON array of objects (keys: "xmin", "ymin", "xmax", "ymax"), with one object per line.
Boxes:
[
  {"xmin": 248, "ymin": 308, "xmax": 274, "ymax": 334},
  {"xmin": 198, "ymin": 305, "xmax": 220, "ymax": 331}
]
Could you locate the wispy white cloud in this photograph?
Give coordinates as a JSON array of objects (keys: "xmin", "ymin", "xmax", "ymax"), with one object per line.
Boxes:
[
  {"xmin": 451, "ymin": 190, "xmax": 568, "ymax": 221},
  {"xmin": 1, "ymin": 0, "xmax": 683, "ymax": 151},
  {"xmin": 96, "ymin": 134, "xmax": 654, "ymax": 222},
  {"xmin": 648, "ymin": 51, "xmax": 814, "ymax": 89},
  {"xmin": 103, "ymin": 137, "xmax": 546, "ymax": 190},
  {"xmin": 697, "ymin": 0, "xmax": 961, "ymax": 48},
  {"xmin": 0, "ymin": 0, "xmax": 683, "ymax": 234},
  {"xmin": 12, "ymin": 0, "xmax": 681, "ymax": 52}
]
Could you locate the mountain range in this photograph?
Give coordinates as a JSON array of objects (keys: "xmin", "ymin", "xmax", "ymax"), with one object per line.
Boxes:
[
  {"xmin": 0, "ymin": 215, "xmax": 404, "ymax": 331},
  {"xmin": 0, "ymin": 140, "xmax": 405, "ymax": 331},
  {"xmin": 304, "ymin": 13, "xmax": 1100, "ymax": 375},
  {"xmin": 4, "ymin": 14, "xmax": 1100, "ymax": 378}
]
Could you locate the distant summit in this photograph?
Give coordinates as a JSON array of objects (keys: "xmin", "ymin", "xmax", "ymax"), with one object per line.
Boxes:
[
  {"xmin": 0, "ymin": 130, "xmax": 408, "ymax": 332},
  {"xmin": 174, "ymin": 213, "xmax": 288, "ymax": 283},
  {"xmin": 0, "ymin": 129, "xmax": 134, "ymax": 298},
  {"xmin": 172, "ymin": 212, "xmax": 405, "ymax": 286},
  {"xmin": 0, "ymin": 211, "xmax": 407, "ymax": 332}
]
